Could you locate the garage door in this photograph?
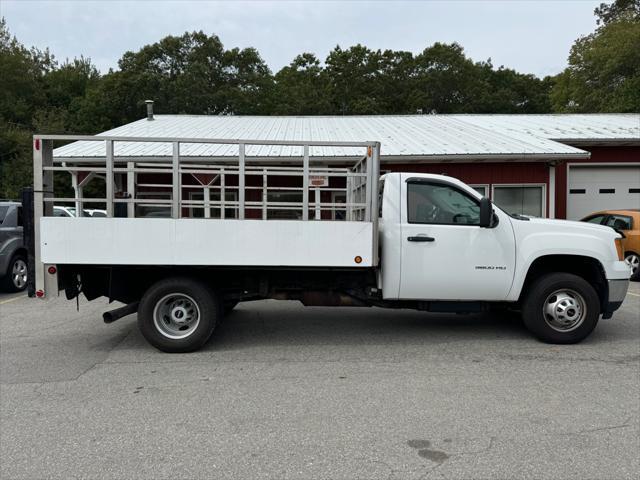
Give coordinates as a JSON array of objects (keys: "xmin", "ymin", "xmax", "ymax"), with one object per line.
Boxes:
[{"xmin": 567, "ymin": 165, "xmax": 640, "ymax": 220}]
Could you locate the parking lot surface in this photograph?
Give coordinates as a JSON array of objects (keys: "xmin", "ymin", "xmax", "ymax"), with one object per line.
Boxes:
[{"xmin": 1, "ymin": 284, "xmax": 639, "ymax": 479}]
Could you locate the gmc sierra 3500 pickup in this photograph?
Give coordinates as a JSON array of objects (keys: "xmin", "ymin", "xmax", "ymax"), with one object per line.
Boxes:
[{"xmin": 29, "ymin": 135, "xmax": 631, "ymax": 352}]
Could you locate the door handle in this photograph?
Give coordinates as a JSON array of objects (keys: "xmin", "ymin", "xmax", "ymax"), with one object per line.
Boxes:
[{"xmin": 408, "ymin": 235, "xmax": 435, "ymax": 242}]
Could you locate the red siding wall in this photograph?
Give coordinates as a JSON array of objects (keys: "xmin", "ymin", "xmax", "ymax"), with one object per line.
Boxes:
[
  {"xmin": 383, "ymin": 162, "xmax": 548, "ymax": 185},
  {"xmin": 385, "ymin": 162, "xmax": 551, "ymax": 214}
]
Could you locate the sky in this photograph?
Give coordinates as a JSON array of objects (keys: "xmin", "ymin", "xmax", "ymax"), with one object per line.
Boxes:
[{"xmin": 1, "ymin": 0, "xmax": 603, "ymax": 78}]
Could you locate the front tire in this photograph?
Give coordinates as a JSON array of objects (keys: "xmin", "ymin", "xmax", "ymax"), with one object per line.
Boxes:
[
  {"xmin": 522, "ymin": 273, "xmax": 600, "ymax": 344},
  {"xmin": 625, "ymin": 252, "xmax": 639, "ymax": 281},
  {"xmin": 138, "ymin": 277, "xmax": 219, "ymax": 353}
]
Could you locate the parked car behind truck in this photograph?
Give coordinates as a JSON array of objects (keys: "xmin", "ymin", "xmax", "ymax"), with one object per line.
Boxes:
[
  {"xmin": 29, "ymin": 135, "xmax": 631, "ymax": 352},
  {"xmin": 0, "ymin": 201, "xmax": 28, "ymax": 292},
  {"xmin": 582, "ymin": 209, "xmax": 640, "ymax": 281}
]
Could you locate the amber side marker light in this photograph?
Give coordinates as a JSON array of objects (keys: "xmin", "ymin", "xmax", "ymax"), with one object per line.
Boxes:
[
  {"xmin": 614, "ymin": 238, "xmax": 624, "ymax": 261},
  {"xmin": 354, "ymin": 256, "xmax": 363, "ymax": 264}
]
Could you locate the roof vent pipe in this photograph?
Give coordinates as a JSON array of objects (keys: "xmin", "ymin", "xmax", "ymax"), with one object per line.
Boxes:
[{"xmin": 145, "ymin": 100, "xmax": 154, "ymax": 121}]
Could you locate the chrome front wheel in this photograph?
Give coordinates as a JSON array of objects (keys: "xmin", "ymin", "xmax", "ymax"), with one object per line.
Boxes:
[
  {"xmin": 625, "ymin": 253, "xmax": 639, "ymax": 278},
  {"xmin": 523, "ymin": 273, "xmax": 600, "ymax": 344},
  {"xmin": 543, "ymin": 289, "xmax": 587, "ymax": 332}
]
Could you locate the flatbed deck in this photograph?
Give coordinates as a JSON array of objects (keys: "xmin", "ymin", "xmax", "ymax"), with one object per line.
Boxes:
[{"xmin": 32, "ymin": 135, "xmax": 381, "ymax": 296}]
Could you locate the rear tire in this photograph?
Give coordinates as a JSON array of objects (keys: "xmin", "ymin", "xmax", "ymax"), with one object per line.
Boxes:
[
  {"xmin": 138, "ymin": 277, "xmax": 219, "ymax": 353},
  {"xmin": 522, "ymin": 273, "xmax": 600, "ymax": 344},
  {"xmin": 1, "ymin": 253, "xmax": 28, "ymax": 292}
]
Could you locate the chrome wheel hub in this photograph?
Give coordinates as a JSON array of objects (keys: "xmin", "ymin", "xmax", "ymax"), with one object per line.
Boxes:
[
  {"xmin": 153, "ymin": 293, "xmax": 200, "ymax": 339},
  {"xmin": 12, "ymin": 259, "xmax": 27, "ymax": 289},
  {"xmin": 543, "ymin": 289, "xmax": 586, "ymax": 332},
  {"xmin": 625, "ymin": 254, "xmax": 639, "ymax": 274}
]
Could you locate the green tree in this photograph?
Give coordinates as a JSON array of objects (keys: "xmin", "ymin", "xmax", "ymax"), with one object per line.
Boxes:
[
  {"xmin": 594, "ymin": 0, "xmax": 640, "ymax": 25},
  {"xmin": 110, "ymin": 31, "xmax": 272, "ymax": 116},
  {"xmin": 271, "ymin": 53, "xmax": 332, "ymax": 114},
  {"xmin": 551, "ymin": 18, "xmax": 640, "ymax": 112},
  {"xmin": 408, "ymin": 43, "xmax": 491, "ymax": 113},
  {"xmin": 0, "ymin": 19, "xmax": 99, "ymax": 198},
  {"xmin": 0, "ymin": 18, "xmax": 48, "ymax": 198},
  {"xmin": 0, "ymin": 18, "xmax": 53, "ymax": 127},
  {"xmin": 375, "ymin": 49, "xmax": 415, "ymax": 113},
  {"xmin": 325, "ymin": 44, "xmax": 382, "ymax": 114},
  {"xmin": 480, "ymin": 64, "xmax": 553, "ymax": 113}
]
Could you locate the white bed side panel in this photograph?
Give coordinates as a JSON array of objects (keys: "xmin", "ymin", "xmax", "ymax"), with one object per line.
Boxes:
[{"xmin": 40, "ymin": 218, "xmax": 373, "ymax": 267}]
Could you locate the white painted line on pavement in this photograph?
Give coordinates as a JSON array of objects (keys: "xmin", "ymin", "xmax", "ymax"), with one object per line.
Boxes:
[{"xmin": 0, "ymin": 294, "xmax": 27, "ymax": 305}]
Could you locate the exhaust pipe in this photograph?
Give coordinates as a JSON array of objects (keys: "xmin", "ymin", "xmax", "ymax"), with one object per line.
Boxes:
[{"xmin": 103, "ymin": 301, "xmax": 139, "ymax": 324}]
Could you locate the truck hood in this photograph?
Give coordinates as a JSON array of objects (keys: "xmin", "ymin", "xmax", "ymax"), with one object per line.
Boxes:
[{"xmin": 523, "ymin": 217, "xmax": 620, "ymax": 238}]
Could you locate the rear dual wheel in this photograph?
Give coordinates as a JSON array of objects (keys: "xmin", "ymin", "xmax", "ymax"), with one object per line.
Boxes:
[{"xmin": 138, "ymin": 277, "xmax": 220, "ymax": 353}]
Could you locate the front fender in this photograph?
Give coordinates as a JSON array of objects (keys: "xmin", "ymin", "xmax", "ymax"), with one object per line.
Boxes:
[{"xmin": 506, "ymin": 229, "xmax": 627, "ymax": 301}]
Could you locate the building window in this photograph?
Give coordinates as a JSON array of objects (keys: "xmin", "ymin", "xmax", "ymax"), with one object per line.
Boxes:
[
  {"xmin": 333, "ymin": 191, "xmax": 347, "ymax": 220},
  {"xmin": 492, "ymin": 184, "xmax": 545, "ymax": 218},
  {"xmin": 267, "ymin": 191, "xmax": 303, "ymax": 220},
  {"xmin": 136, "ymin": 191, "xmax": 171, "ymax": 218},
  {"xmin": 189, "ymin": 190, "xmax": 237, "ymax": 218},
  {"xmin": 469, "ymin": 185, "xmax": 489, "ymax": 197}
]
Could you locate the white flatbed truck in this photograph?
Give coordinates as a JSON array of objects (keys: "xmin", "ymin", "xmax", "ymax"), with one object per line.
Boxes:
[{"xmin": 28, "ymin": 134, "xmax": 631, "ymax": 352}]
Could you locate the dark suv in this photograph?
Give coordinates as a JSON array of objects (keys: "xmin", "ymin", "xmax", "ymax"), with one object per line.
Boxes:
[{"xmin": 0, "ymin": 201, "xmax": 27, "ymax": 292}]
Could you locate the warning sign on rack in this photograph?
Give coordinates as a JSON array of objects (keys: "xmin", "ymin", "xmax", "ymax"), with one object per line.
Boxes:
[{"xmin": 309, "ymin": 175, "xmax": 329, "ymax": 187}]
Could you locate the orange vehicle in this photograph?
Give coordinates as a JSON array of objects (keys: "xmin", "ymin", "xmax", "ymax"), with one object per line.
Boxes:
[{"xmin": 581, "ymin": 209, "xmax": 640, "ymax": 281}]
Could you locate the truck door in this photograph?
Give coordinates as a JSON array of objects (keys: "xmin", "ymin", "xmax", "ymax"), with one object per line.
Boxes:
[{"xmin": 399, "ymin": 177, "xmax": 515, "ymax": 301}]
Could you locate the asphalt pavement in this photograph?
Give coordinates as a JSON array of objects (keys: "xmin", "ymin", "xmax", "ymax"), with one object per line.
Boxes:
[{"xmin": 1, "ymin": 284, "xmax": 639, "ymax": 479}]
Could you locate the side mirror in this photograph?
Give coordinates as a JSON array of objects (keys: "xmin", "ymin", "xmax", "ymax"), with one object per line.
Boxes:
[{"xmin": 479, "ymin": 197, "xmax": 492, "ymax": 228}]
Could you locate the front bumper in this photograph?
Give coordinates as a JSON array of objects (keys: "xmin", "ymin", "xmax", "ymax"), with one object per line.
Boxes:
[{"xmin": 602, "ymin": 279, "xmax": 630, "ymax": 319}]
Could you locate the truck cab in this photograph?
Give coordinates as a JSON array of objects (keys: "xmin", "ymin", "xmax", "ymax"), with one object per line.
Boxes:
[
  {"xmin": 379, "ymin": 172, "xmax": 630, "ymax": 334},
  {"xmin": 380, "ymin": 173, "xmax": 515, "ymax": 301}
]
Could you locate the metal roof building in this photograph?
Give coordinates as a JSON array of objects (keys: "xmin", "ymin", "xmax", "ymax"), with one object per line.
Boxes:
[
  {"xmin": 54, "ymin": 114, "xmax": 628, "ymax": 161},
  {"xmin": 53, "ymin": 113, "xmax": 640, "ymax": 220},
  {"xmin": 454, "ymin": 114, "xmax": 640, "ymax": 146}
]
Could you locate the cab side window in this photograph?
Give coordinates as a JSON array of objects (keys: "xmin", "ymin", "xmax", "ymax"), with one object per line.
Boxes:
[{"xmin": 407, "ymin": 182, "xmax": 480, "ymax": 225}]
